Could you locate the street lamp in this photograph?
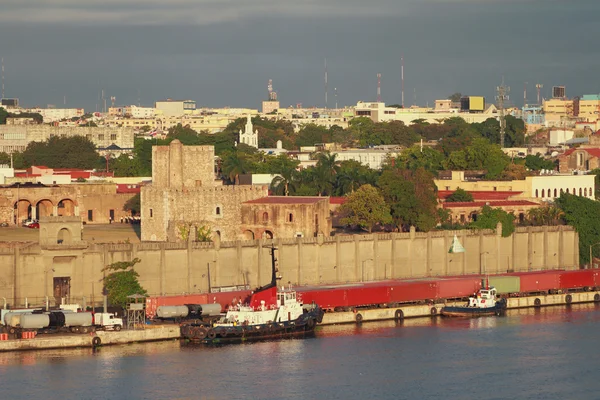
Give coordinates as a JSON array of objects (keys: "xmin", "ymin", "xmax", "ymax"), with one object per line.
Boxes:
[
  {"xmin": 480, "ymin": 252, "xmax": 489, "ymax": 275},
  {"xmin": 589, "ymin": 243, "xmax": 600, "ymax": 269}
]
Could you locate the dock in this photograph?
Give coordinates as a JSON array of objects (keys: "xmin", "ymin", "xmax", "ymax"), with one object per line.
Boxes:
[{"xmin": 1, "ymin": 291, "xmax": 599, "ymax": 352}]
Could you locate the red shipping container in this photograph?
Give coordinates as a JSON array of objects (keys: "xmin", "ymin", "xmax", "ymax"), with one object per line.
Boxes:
[
  {"xmin": 298, "ymin": 286, "xmax": 352, "ymax": 310},
  {"xmin": 436, "ymin": 277, "xmax": 483, "ymax": 300},
  {"xmin": 388, "ymin": 281, "xmax": 437, "ymax": 303},
  {"xmin": 559, "ymin": 270, "xmax": 598, "ymax": 290},
  {"xmin": 345, "ymin": 285, "xmax": 391, "ymax": 308},
  {"xmin": 515, "ymin": 271, "xmax": 561, "ymax": 294}
]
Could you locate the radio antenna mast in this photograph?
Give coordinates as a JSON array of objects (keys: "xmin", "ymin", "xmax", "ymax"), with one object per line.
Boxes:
[{"xmin": 496, "ymin": 78, "xmax": 510, "ymax": 148}]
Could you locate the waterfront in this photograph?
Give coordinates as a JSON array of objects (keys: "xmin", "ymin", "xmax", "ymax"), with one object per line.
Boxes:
[{"xmin": 2, "ymin": 304, "xmax": 600, "ymax": 400}]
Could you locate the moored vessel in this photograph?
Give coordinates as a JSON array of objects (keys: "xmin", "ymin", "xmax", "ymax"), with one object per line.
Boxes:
[
  {"xmin": 441, "ymin": 285, "xmax": 507, "ymax": 317},
  {"xmin": 179, "ymin": 247, "xmax": 324, "ymax": 344}
]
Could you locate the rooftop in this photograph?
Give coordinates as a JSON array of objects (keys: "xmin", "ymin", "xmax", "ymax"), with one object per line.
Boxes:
[
  {"xmin": 244, "ymin": 196, "xmax": 327, "ymax": 205},
  {"xmin": 442, "ymin": 200, "xmax": 539, "ymax": 208}
]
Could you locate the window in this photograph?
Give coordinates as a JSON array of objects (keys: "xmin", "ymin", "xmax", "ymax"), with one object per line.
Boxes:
[
  {"xmin": 542, "ymin": 189, "xmax": 545, "ymax": 197},
  {"xmin": 584, "ymin": 188, "xmax": 588, "ymax": 196},
  {"xmin": 149, "ymin": 208, "xmax": 153, "ymax": 218},
  {"xmin": 262, "ymin": 212, "xmax": 268, "ymax": 222},
  {"xmin": 216, "ymin": 207, "xmax": 221, "ymax": 215},
  {"xmin": 579, "ymin": 188, "xmax": 583, "ymax": 196},
  {"xmin": 535, "ymin": 189, "xmax": 539, "ymax": 198},
  {"xmin": 493, "ymin": 187, "xmax": 497, "ymax": 191},
  {"xmin": 87, "ymin": 210, "xmax": 93, "ymax": 221},
  {"xmin": 288, "ymin": 213, "xmax": 294, "ymax": 223},
  {"xmin": 98, "ymin": 134, "xmax": 104, "ymax": 140},
  {"xmin": 110, "ymin": 134, "xmax": 117, "ymax": 141},
  {"xmin": 554, "ymin": 189, "xmax": 557, "ymax": 197}
]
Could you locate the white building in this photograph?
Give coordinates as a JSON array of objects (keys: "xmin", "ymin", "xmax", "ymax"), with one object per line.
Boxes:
[
  {"xmin": 332, "ymin": 148, "xmax": 399, "ymax": 169},
  {"xmin": 239, "ymin": 115, "xmax": 258, "ymax": 148},
  {"xmin": 129, "ymin": 105, "xmax": 156, "ymax": 119}
]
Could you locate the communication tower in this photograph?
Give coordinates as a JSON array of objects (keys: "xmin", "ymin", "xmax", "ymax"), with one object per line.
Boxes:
[
  {"xmin": 267, "ymin": 79, "xmax": 277, "ymax": 101},
  {"xmin": 111, "ymin": 96, "xmax": 116, "ymax": 108},
  {"xmin": 377, "ymin": 73, "xmax": 382, "ymax": 103},
  {"xmin": 325, "ymin": 58, "xmax": 328, "ymax": 108},
  {"xmin": 1, "ymin": 57, "xmax": 4, "ymax": 100},
  {"xmin": 496, "ymin": 79, "xmax": 510, "ymax": 148},
  {"xmin": 535, "ymin": 83, "xmax": 543, "ymax": 105},
  {"xmin": 523, "ymin": 82, "xmax": 528, "ymax": 107},
  {"xmin": 401, "ymin": 55, "xmax": 405, "ymax": 108}
]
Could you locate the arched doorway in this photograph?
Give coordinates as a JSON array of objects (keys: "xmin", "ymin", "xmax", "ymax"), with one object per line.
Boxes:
[
  {"xmin": 57, "ymin": 228, "xmax": 72, "ymax": 244},
  {"xmin": 242, "ymin": 230, "xmax": 255, "ymax": 240},
  {"xmin": 57, "ymin": 199, "xmax": 76, "ymax": 216},
  {"xmin": 262, "ymin": 230, "xmax": 274, "ymax": 239},
  {"xmin": 14, "ymin": 200, "xmax": 32, "ymax": 224},
  {"xmin": 36, "ymin": 199, "xmax": 54, "ymax": 218}
]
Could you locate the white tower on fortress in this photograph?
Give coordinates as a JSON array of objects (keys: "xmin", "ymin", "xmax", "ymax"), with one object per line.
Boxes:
[{"xmin": 239, "ymin": 115, "xmax": 258, "ymax": 148}]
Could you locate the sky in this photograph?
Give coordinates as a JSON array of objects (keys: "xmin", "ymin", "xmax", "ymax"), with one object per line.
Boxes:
[{"xmin": 1, "ymin": 0, "xmax": 599, "ymax": 111}]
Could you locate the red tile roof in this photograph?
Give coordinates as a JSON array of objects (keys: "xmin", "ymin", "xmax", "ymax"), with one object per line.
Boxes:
[
  {"xmin": 244, "ymin": 196, "xmax": 327, "ymax": 205},
  {"xmin": 329, "ymin": 197, "xmax": 347, "ymax": 205},
  {"xmin": 443, "ymin": 200, "xmax": 539, "ymax": 208},
  {"xmin": 116, "ymin": 184, "xmax": 141, "ymax": 194},
  {"xmin": 438, "ymin": 190, "xmax": 522, "ymax": 201},
  {"xmin": 561, "ymin": 147, "xmax": 600, "ymax": 158}
]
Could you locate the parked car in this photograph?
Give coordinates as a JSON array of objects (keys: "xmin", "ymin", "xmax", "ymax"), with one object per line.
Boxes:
[
  {"xmin": 28, "ymin": 222, "xmax": 40, "ymax": 229},
  {"xmin": 22, "ymin": 219, "xmax": 38, "ymax": 227}
]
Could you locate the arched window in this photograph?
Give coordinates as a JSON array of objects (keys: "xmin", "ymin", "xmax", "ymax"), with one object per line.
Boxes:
[
  {"xmin": 566, "ymin": 188, "xmax": 569, "ymax": 194},
  {"xmin": 554, "ymin": 189, "xmax": 557, "ymax": 197},
  {"xmin": 288, "ymin": 213, "xmax": 294, "ymax": 223},
  {"xmin": 560, "ymin": 188, "xmax": 564, "ymax": 194},
  {"xmin": 216, "ymin": 207, "xmax": 221, "ymax": 215},
  {"xmin": 548, "ymin": 188, "xmax": 551, "ymax": 198},
  {"xmin": 535, "ymin": 189, "xmax": 539, "ymax": 198},
  {"xmin": 262, "ymin": 212, "xmax": 269, "ymax": 222},
  {"xmin": 584, "ymin": 188, "xmax": 588, "ymax": 197},
  {"xmin": 542, "ymin": 189, "xmax": 545, "ymax": 198},
  {"xmin": 573, "ymin": 188, "xmax": 576, "ymax": 195},
  {"xmin": 590, "ymin": 187, "xmax": 594, "ymax": 197},
  {"xmin": 579, "ymin": 188, "xmax": 583, "ymax": 196}
]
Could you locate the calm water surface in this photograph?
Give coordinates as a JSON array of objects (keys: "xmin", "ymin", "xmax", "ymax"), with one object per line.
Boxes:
[{"xmin": 1, "ymin": 304, "xmax": 600, "ymax": 400}]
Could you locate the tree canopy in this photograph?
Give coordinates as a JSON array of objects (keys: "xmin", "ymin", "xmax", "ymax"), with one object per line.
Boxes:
[
  {"xmin": 338, "ymin": 184, "xmax": 392, "ymax": 232},
  {"xmin": 445, "ymin": 188, "xmax": 474, "ymax": 202},
  {"xmin": 555, "ymin": 193, "xmax": 600, "ymax": 265},
  {"xmin": 102, "ymin": 258, "xmax": 148, "ymax": 309},
  {"xmin": 22, "ymin": 136, "xmax": 104, "ymax": 169}
]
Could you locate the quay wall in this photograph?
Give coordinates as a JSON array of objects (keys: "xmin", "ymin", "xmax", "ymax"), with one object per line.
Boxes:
[{"xmin": 0, "ymin": 225, "xmax": 579, "ymax": 308}]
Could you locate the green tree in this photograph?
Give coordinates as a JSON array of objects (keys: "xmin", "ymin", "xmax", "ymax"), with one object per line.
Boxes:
[
  {"xmin": 269, "ymin": 154, "xmax": 300, "ymax": 196},
  {"xmin": 313, "ymin": 152, "xmax": 340, "ymax": 195},
  {"xmin": 335, "ymin": 160, "xmax": 378, "ymax": 195},
  {"xmin": 0, "ymin": 107, "xmax": 8, "ymax": 124},
  {"xmin": 525, "ymin": 154, "xmax": 555, "ymax": 171},
  {"xmin": 221, "ymin": 150, "xmax": 252, "ymax": 184},
  {"xmin": 470, "ymin": 205, "xmax": 515, "ymax": 237},
  {"xmin": 102, "ymin": 258, "xmax": 148, "ymax": 309},
  {"xmin": 526, "ymin": 205, "xmax": 564, "ymax": 226},
  {"xmin": 295, "ymin": 124, "xmax": 331, "ymax": 147},
  {"xmin": 445, "ymin": 188, "xmax": 474, "ymax": 202},
  {"xmin": 123, "ymin": 193, "xmax": 141, "ymax": 216},
  {"xmin": 167, "ymin": 124, "xmax": 202, "ymax": 145},
  {"xmin": 448, "ymin": 93, "xmax": 462, "ymax": 102},
  {"xmin": 110, "ymin": 154, "xmax": 141, "ymax": 177},
  {"xmin": 338, "ymin": 184, "xmax": 392, "ymax": 233},
  {"xmin": 21, "ymin": 136, "xmax": 101, "ymax": 169},
  {"xmin": 395, "ymin": 146, "xmax": 445, "ymax": 174},
  {"xmin": 588, "ymin": 169, "xmax": 600, "ymax": 199},
  {"xmin": 378, "ymin": 167, "xmax": 438, "ymax": 232},
  {"xmin": 555, "ymin": 193, "xmax": 600, "ymax": 265}
]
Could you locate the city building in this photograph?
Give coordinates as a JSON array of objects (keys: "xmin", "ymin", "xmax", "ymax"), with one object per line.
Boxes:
[
  {"xmin": 0, "ymin": 125, "xmax": 135, "ymax": 154},
  {"xmin": 141, "ymin": 140, "xmax": 268, "ymax": 242},
  {"xmin": 240, "ymin": 196, "xmax": 331, "ymax": 239},
  {"xmin": 436, "ymin": 171, "xmax": 595, "ymax": 201},
  {"xmin": 155, "ymin": 99, "xmax": 196, "ymax": 117}
]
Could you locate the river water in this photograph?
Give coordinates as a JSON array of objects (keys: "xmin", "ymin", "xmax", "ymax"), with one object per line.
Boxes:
[{"xmin": 1, "ymin": 304, "xmax": 600, "ymax": 400}]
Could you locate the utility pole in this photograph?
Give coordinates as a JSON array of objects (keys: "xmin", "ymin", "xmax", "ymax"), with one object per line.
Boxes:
[
  {"xmin": 1, "ymin": 57, "xmax": 4, "ymax": 100},
  {"xmin": 401, "ymin": 55, "xmax": 404, "ymax": 108},
  {"xmin": 324, "ymin": 58, "xmax": 328, "ymax": 109},
  {"xmin": 377, "ymin": 73, "xmax": 381, "ymax": 103},
  {"xmin": 496, "ymin": 79, "xmax": 510, "ymax": 148}
]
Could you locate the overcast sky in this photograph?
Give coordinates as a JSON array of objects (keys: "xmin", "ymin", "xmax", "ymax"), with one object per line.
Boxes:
[{"xmin": 1, "ymin": 0, "xmax": 599, "ymax": 111}]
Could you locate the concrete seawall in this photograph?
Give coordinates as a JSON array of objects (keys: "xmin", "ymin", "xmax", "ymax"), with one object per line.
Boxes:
[{"xmin": 1, "ymin": 291, "xmax": 598, "ymax": 352}]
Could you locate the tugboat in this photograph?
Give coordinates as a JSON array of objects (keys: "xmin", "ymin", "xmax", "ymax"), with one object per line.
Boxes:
[
  {"xmin": 441, "ymin": 280, "xmax": 507, "ymax": 317},
  {"xmin": 180, "ymin": 247, "xmax": 324, "ymax": 344}
]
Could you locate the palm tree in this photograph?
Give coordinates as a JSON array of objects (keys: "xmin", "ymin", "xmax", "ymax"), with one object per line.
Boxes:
[
  {"xmin": 314, "ymin": 152, "xmax": 340, "ymax": 196},
  {"xmin": 221, "ymin": 151, "xmax": 249, "ymax": 184},
  {"xmin": 270, "ymin": 155, "xmax": 300, "ymax": 196}
]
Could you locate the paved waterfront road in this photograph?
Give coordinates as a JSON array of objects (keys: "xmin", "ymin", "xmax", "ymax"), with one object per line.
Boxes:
[{"xmin": 2, "ymin": 304, "xmax": 600, "ymax": 400}]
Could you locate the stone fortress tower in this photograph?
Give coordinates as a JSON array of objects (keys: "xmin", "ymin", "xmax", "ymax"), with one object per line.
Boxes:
[
  {"xmin": 239, "ymin": 115, "xmax": 258, "ymax": 149},
  {"xmin": 141, "ymin": 140, "xmax": 268, "ymax": 242}
]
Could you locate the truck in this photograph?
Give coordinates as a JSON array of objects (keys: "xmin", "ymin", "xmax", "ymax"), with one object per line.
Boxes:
[{"xmin": 93, "ymin": 312, "xmax": 123, "ymax": 331}]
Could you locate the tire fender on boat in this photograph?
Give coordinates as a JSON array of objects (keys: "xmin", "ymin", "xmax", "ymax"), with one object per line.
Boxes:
[
  {"xmin": 92, "ymin": 336, "xmax": 101, "ymax": 347},
  {"xmin": 307, "ymin": 318, "xmax": 315, "ymax": 329},
  {"xmin": 207, "ymin": 329, "xmax": 217, "ymax": 339},
  {"xmin": 394, "ymin": 309, "xmax": 404, "ymax": 321},
  {"xmin": 355, "ymin": 313, "xmax": 363, "ymax": 324},
  {"xmin": 430, "ymin": 307, "xmax": 437, "ymax": 316},
  {"xmin": 218, "ymin": 327, "xmax": 228, "ymax": 337},
  {"xmin": 197, "ymin": 327, "xmax": 208, "ymax": 339},
  {"xmin": 594, "ymin": 293, "xmax": 600, "ymax": 302},
  {"xmin": 565, "ymin": 294, "xmax": 573, "ymax": 304},
  {"xmin": 534, "ymin": 298, "xmax": 542, "ymax": 307}
]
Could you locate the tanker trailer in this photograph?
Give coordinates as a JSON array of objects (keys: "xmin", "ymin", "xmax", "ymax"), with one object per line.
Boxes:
[
  {"xmin": 19, "ymin": 314, "xmax": 50, "ymax": 332},
  {"xmin": 63, "ymin": 312, "xmax": 94, "ymax": 333},
  {"xmin": 155, "ymin": 304, "xmax": 222, "ymax": 323}
]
